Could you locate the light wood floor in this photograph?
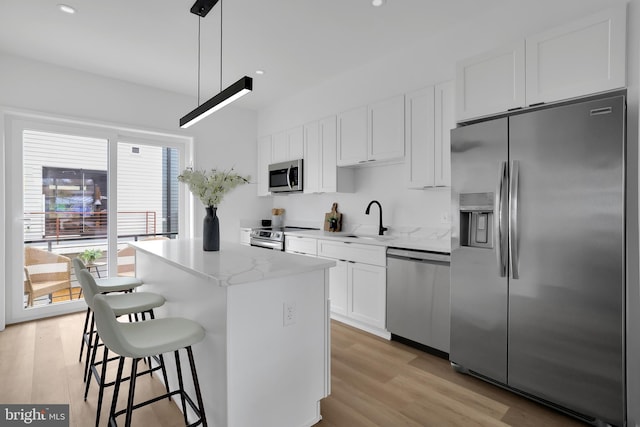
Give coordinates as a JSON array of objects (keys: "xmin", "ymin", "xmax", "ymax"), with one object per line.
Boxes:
[{"xmin": 0, "ymin": 312, "xmax": 586, "ymax": 427}]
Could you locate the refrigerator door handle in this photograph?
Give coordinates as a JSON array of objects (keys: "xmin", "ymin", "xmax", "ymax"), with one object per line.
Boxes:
[
  {"xmin": 495, "ymin": 161, "xmax": 508, "ymax": 277},
  {"xmin": 509, "ymin": 160, "xmax": 520, "ymax": 279}
]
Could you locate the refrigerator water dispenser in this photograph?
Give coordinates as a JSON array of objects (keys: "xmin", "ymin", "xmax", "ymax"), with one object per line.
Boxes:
[{"xmin": 459, "ymin": 192, "xmax": 494, "ymax": 249}]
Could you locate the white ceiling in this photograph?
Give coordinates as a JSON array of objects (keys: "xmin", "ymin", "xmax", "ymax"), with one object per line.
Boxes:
[{"xmin": 0, "ymin": 0, "xmax": 510, "ymax": 111}]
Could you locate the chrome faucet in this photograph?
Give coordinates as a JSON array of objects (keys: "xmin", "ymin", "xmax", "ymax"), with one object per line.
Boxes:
[{"xmin": 365, "ymin": 200, "xmax": 388, "ymax": 236}]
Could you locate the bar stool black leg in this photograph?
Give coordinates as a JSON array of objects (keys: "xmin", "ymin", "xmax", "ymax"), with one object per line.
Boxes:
[
  {"xmin": 79, "ymin": 307, "xmax": 91, "ymax": 362},
  {"xmin": 124, "ymin": 358, "xmax": 139, "ymax": 427},
  {"xmin": 187, "ymin": 346, "xmax": 208, "ymax": 427},
  {"xmin": 174, "ymin": 350, "xmax": 189, "ymax": 426},
  {"xmin": 84, "ymin": 321, "xmax": 99, "ymax": 382},
  {"xmin": 108, "ymin": 356, "xmax": 126, "ymax": 427},
  {"xmin": 94, "ymin": 345, "xmax": 110, "ymax": 424}
]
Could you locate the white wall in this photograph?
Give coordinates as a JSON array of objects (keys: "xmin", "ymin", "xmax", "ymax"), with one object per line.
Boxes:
[{"xmin": 187, "ymin": 106, "xmax": 271, "ymax": 242}]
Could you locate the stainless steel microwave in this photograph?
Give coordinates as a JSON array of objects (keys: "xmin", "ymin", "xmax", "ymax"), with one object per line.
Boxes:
[{"xmin": 268, "ymin": 159, "xmax": 303, "ymax": 193}]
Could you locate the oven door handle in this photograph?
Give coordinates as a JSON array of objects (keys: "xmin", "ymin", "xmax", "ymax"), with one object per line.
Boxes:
[{"xmin": 250, "ymin": 239, "xmax": 283, "ymax": 250}]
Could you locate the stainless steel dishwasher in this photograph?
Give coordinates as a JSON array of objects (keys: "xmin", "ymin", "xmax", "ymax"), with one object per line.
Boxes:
[{"xmin": 386, "ymin": 248, "xmax": 451, "ymax": 356}]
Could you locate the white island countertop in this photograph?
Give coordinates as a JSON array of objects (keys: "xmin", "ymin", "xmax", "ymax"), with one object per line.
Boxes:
[{"xmin": 130, "ymin": 238, "xmax": 335, "ymax": 286}]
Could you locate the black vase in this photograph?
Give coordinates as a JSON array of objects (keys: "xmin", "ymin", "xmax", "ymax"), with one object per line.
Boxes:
[{"xmin": 203, "ymin": 206, "xmax": 220, "ymax": 251}]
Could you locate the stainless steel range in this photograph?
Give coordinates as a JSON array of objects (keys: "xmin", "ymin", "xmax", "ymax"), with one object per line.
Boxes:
[{"xmin": 250, "ymin": 226, "xmax": 318, "ymax": 250}]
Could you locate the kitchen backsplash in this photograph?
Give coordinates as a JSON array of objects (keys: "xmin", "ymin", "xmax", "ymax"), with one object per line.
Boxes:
[{"xmin": 271, "ymin": 163, "xmax": 451, "ymax": 231}]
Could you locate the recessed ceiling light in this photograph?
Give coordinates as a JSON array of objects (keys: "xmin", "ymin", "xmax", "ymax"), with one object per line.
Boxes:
[
  {"xmin": 58, "ymin": 4, "xmax": 76, "ymax": 14},
  {"xmin": 371, "ymin": 0, "xmax": 385, "ymax": 7},
  {"xmin": 255, "ymin": 70, "xmax": 265, "ymax": 75}
]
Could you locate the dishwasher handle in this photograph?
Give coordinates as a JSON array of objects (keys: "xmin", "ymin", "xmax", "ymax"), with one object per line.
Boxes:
[{"xmin": 387, "ymin": 248, "xmax": 450, "ymax": 263}]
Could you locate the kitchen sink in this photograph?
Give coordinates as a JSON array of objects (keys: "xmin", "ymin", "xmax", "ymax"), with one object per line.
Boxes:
[{"xmin": 343, "ymin": 234, "xmax": 394, "ymax": 242}]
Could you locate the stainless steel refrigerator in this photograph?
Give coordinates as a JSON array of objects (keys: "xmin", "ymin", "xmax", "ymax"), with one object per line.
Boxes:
[{"xmin": 450, "ymin": 91, "xmax": 626, "ymax": 426}]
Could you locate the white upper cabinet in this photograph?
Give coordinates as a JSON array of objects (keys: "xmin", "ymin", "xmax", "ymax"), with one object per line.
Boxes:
[
  {"xmin": 456, "ymin": 41, "xmax": 526, "ymax": 122},
  {"xmin": 337, "ymin": 95, "xmax": 405, "ymax": 166},
  {"xmin": 406, "ymin": 86, "xmax": 435, "ymax": 188},
  {"xmin": 304, "ymin": 116, "xmax": 354, "ymax": 194},
  {"xmin": 525, "ymin": 6, "xmax": 626, "ymax": 106},
  {"xmin": 337, "ymin": 106, "xmax": 368, "ymax": 166},
  {"xmin": 303, "ymin": 121, "xmax": 320, "ymax": 194},
  {"xmin": 434, "ymin": 81, "xmax": 454, "ymax": 187},
  {"xmin": 289, "ymin": 126, "xmax": 304, "ymax": 159},
  {"xmin": 406, "ymin": 81, "xmax": 454, "ymax": 189},
  {"xmin": 456, "ymin": 6, "xmax": 626, "ymax": 122},
  {"xmin": 272, "ymin": 126, "xmax": 304, "ymax": 163},
  {"xmin": 257, "ymin": 135, "xmax": 272, "ymax": 196},
  {"xmin": 368, "ymin": 94, "xmax": 405, "ymax": 162},
  {"xmin": 271, "ymin": 131, "xmax": 289, "ymax": 163}
]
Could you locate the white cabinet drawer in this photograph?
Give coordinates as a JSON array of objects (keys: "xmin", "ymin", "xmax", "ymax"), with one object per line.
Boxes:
[
  {"xmin": 285, "ymin": 236, "xmax": 317, "ymax": 256},
  {"xmin": 317, "ymin": 240, "xmax": 386, "ymax": 266}
]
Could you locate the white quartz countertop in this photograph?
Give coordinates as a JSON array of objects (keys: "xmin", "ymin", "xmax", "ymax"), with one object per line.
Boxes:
[
  {"xmin": 130, "ymin": 239, "xmax": 335, "ymax": 286},
  {"xmin": 283, "ymin": 229, "xmax": 451, "ymax": 253}
]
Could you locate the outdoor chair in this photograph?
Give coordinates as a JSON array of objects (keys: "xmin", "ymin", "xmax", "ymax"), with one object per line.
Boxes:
[
  {"xmin": 117, "ymin": 237, "xmax": 170, "ymax": 277},
  {"xmin": 24, "ymin": 246, "xmax": 73, "ymax": 306}
]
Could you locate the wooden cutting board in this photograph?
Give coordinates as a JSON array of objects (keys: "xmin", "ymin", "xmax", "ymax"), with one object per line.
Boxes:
[{"xmin": 324, "ymin": 203, "xmax": 342, "ymax": 232}]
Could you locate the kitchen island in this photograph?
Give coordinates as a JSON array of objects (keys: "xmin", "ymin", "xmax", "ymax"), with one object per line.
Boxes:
[{"xmin": 129, "ymin": 239, "xmax": 335, "ymax": 427}]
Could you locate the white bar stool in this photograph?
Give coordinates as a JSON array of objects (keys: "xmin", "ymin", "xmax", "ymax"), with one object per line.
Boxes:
[
  {"xmin": 91, "ymin": 293, "xmax": 207, "ymax": 427},
  {"xmin": 77, "ymin": 269, "xmax": 168, "ymax": 427},
  {"xmin": 73, "ymin": 258, "xmax": 144, "ymax": 367}
]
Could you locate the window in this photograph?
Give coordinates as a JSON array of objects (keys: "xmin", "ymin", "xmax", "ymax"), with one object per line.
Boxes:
[{"xmin": 5, "ymin": 118, "xmax": 190, "ymax": 321}]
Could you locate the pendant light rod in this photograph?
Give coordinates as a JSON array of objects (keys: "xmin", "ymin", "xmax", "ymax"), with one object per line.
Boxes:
[
  {"xmin": 180, "ymin": 0, "xmax": 253, "ymax": 128},
  {"xmin": 219, "ymin": 0, "xmax": 223, "ymax": 92},
  {"xmin": 197, "ymin": 16, "xmax": 201, "ymax": 104}
]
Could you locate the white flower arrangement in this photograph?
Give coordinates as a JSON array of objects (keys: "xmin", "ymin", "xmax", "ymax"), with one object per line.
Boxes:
[{"xmin": 178, "ymin": 167, "xmax": 250, "ymax": 207}]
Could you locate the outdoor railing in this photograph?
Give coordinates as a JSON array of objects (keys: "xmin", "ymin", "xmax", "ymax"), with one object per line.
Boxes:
[{"xmin": 23, "ymin": 210, "xmax": 158, "ymax": 241}]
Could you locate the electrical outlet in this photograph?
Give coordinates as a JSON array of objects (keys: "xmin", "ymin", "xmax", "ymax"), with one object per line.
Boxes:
[
  {"xmin": 440, "ymin": 211, "xmax": 450, "ymax": 224},
  {"xmin": 283, "ymin": 301, "xmax": 296, "ymax": 326}
]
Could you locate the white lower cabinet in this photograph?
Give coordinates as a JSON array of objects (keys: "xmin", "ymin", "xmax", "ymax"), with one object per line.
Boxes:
[
  {"xmin": 240, "ymin": 228, "xmax": 251, "ymax": 246},
  {"xmin": 326, "ymin": 258, "xmax": 348, "ymax": 316},
  {"xmin": 318, "ymin": 239, "xmax": 388, "ymax": 337},
  {"xmin": 284, "ymin": 236, "xmax": 317, "ymax": 256},
  {"xmin": 347, "ymin": 261, "xmax": 386, "ymax": 330}
]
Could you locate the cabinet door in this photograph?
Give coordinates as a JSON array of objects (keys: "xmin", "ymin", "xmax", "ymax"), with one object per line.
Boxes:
[
  {"xmin": 328, "ymin": 259, "xmax": 348, "ymax": 316},
  {"xmin": 271, "ymin": 131, "xmax": 289, "ymax": 163},
  {"xmin": 434, "ymin": 81, "xmax": 454, "ymax": 187},
  {"xmin": 257, "ymin": 135, "xmax": 272, "ymax": 196},
  {"xmin": 368, "ymin": 94, "xmax": 405, "ymax": 162},
  {"xmin": 405, "ymin": 86, "xmax": 435, "ymax": 188},
  {"xmin": 319, "ymin": 115, "xmax": 337, "ymax": 192},
  {"xmin": 337, "ymin": 106, "xmax": 368, "ymax": 166},
  {"xmin": 240, "ymin": 228, "xmax": 251, "ymax": 246},
  {"xmin": 288, "ymin": 126, "xmax": 304, "ymax": 160},
  {"xmin": 525, "ymin": 6, "xmax": 626, "ymax": 106},
  {"xmin": 456, "ymin": 41, "xmax": 525, "ymax": 122},
  {"xmin": 348, "ymin": 262, "xmax": 386, "ymax": 329},
  {"xmin": 285, "ymin": 236, "xmax": 317, "ymax": 256},
  {"xmin": 303, "ymin": 121, "xmax": 320, "ymax": 194}
]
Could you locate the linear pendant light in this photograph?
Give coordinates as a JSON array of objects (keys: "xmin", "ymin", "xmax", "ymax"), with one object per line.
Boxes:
[
  {"xmin": 180, "ymin": 76, "xmax": 252, "ymax": 128},
  {"xmin": 180, "ymin": 0, "xmax": 253, "ymax": 128}
]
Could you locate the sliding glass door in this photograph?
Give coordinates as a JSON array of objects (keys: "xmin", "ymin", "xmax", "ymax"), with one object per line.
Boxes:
[{"xmin": 5, "ymin": 116, "xmax": 189, "ymax": 323}]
